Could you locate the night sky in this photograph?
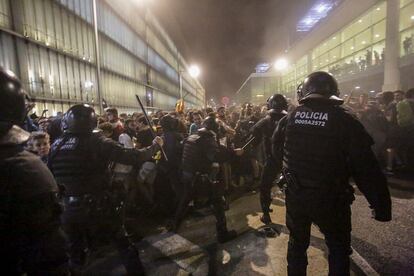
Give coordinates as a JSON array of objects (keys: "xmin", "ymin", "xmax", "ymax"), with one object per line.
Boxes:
[{"xmin": 151, "ymin": 0, "xmax": 313, "ymax": 102}]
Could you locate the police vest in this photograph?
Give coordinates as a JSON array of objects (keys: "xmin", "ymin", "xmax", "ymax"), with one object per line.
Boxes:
[
  {"xmin": 283, "ymin": 104, "xmax": 347, "ymax": 189},
  {"xmin": 49, "ymin": 133, "xmax": 105, "ymax": 196}
]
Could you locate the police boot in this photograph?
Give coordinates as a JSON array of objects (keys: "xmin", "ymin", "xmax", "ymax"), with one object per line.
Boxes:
[
  {"xmin": 260, "ymin": 198, "xmax": 273, "ymax": 225},
  {"xmin": 215, "ymin": 210, "xmax": 237, "ymax": 243},
  {"xmin": 214, "ymin": 204, "xmax": 237, "ymax": 243}
]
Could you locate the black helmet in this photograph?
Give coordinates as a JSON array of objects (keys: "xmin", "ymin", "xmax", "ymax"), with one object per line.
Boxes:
[
  {"xmin": 0, "ymin": 68, "xmax": 26, "ymax": 127},
  {"xmin": 267, "ymin": 94, "xmax": 288, "ymax": 111},
  {"xmin": 160, "ymin": 114, "xmax": 178, "ymax": 131},
  {"xmin": 202, "ymin": 114, "xmax": 219, "ymax": 133},
  {"xmin": 298, "ymin": 71, "xmax": 343, "ymax": 104},
  {"xmin": 62, "ymin": 104, "xmax": 97, "ymax": 133}
]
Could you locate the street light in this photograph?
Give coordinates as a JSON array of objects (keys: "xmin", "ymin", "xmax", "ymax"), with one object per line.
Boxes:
[
  {"xmin": 188, "ymin": 65, "xmax": 201, "ymax": 78},
  {"xmin": 274, "ymin": 58, "xmax": 289, "ymax": 71},
  {"xmin": 179, "ymin": 64, "xmax": 201, "ymax": 100}
]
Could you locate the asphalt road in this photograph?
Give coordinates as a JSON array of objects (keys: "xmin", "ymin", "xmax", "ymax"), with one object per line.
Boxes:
[
  {"xmin": 81, "ymin": 176, "xmax": 414, "ymax": 275},
  {"xmin": 351, "ymin": 177, "xmax": 414, "ymax": 275}
]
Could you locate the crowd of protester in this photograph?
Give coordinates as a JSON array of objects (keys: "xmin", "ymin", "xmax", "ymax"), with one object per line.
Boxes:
[
  {"xmin": 345, "ymin": 88, "xmax": 414, "ymax": 175},
  {"xmin": 23, "ymin": 87, "xmax": 414, "ymax": 218}
]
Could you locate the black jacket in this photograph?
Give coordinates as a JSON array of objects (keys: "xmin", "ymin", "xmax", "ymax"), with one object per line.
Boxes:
[
  {"xmin": 0, "ymin": 126, "xmax": 68, "ymax": 274},
  {"xmin": 182, "ymin": 128, "xmax": 235, "ymax": 174},
  {"xmin": 272, "ymin": 101, "xmax": 391, "ymax": 221},
  {"xmin": 49, "ymin": 132, "xmax": 159, "ymax": 195}
]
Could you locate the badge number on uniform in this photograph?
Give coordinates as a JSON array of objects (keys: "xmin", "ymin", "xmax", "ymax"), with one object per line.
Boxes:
[{"xmin": 294, "ymin": 111, "xmax": 328, "ymax": 127}]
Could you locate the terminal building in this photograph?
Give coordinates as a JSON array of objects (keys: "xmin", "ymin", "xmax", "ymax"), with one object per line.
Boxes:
[
  {"xmin": 235, "ymin": 64, "xmax": 282, "ymax": 105},
  {"xmin": 236, "ymin": 0, "xmax": 414, "ymax": 103},
  {"xmin": 0, "ymin": 0, "xmax": 205, "ymax": 115}
]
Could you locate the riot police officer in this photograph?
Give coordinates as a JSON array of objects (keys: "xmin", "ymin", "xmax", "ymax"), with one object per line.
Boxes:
[
  {"xmin": 156, "ymin": 115, "xmax": 184, "ymax": 211},
  {"xmin": 272, "ymin": 71, "xmax": 392, "ymax": 275},
  {"xmin": 250, "ymin": 94, "xmax": 288, "ymax": 224},
  {"xmin": 0, "ymin": 68, "xmax": 69, "ymax": 274},
  {"xmin": 173, "ymin": 114, "xmax": 243, "ymax": 243},
  {"xmin": 48, "ymin": 104, "xmax": 163, "ymax": 273}
]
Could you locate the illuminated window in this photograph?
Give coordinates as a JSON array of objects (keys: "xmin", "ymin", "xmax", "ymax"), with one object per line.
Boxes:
[
  {"xmin": 400, "ymin": 1, "xmax": 414, "ymax": 56},
  {"xmin": 373, "ymin": 20, "xmax": 386, "ymax": 43},
  {"xmin": 400, "ymin": 2, "xmax": 414, "ymax": 31},
  {"xmin": 401, "ymin": 0, "xmax": 414, "ymax": 9}
]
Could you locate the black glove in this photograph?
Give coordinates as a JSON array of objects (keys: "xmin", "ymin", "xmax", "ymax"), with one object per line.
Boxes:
[{"xmin": 371, "ymin": 207, "xmax": 391, "ymax": 222}]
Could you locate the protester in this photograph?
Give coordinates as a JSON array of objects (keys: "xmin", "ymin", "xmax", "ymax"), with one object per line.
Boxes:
[
  {"xmin": 106, "ymin": 107, "xmax": 124, "ymax": 141},
  {"xmin": 396, "ymin": 88, "xmax": 414, "ymax": 168},
  {"xmin": 136, "ymin": 115, "xmax": 153, "ymax": 148},
  {"xmin": 119, "ymin": 118, "xmax": 137, "ymax": 148},
  {"xmin": 26, "ymin": 131, "xmax": 51, "ymax": 163},
  {"xmin": 189, "ymin": 111, "xmax": 203, "ymax": 135}
]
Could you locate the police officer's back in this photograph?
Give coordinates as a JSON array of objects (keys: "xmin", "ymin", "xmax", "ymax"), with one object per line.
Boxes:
[
  {"xmin": 175, "ymin": 114, "xmax": 243, "ymax": 243},
  {"xmin": 272, "ymin": 71, "xmax": 391, "ymax": 275},
  {"xmin": 181, "ymin": 120, "xmax": 219, "ymax": 175},
  {"xmin": 48, "ymin": 104, "xmax": 163, "ymax": 272},
  {"xmin": 0, "ymin": 68, "xmax": 69, "ymax": 274}
]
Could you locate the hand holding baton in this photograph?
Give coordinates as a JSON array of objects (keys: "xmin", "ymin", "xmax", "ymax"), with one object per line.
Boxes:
[
  {"xmin": 242, "ymin": 137, "xmax": 255, "ymax": 150},
  {"xmin": 135, "ymin": 95, "xmax": 169, "ymax": 161}
]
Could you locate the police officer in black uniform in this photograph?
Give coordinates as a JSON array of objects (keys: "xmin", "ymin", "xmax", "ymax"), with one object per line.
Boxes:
[
  {"xmin": 173, "ymin": 114, "xmax": 243, "ymax": 243},
  {"xmin": 156, "ymin": 115, "xmax": 184, "ymax": 211},
  {"xmin": 250, "ymin": 94, "xmax": 288, "ymax": 225},
  {"xmin": 48, "ymin": 104, "xmax": 163, "ymax": 273},
  {"xmin": 272, "ymin": 71, "xmax": 392, "ymax": 275},
  {"xmin": 0, "ymin": 68, "xmax": 69, "ymax": 275}
]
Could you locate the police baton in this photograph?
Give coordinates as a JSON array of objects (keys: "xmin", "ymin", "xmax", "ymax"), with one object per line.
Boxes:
[
  {"xmin": 242, "ymin": 136, "xmax": 255, "ymax": 150},
  {"xmin": 135, "ymin": 95, "xmax": 168, "ymax": 161}
]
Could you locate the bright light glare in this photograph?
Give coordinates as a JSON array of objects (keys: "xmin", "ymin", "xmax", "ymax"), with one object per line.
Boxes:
[
  {"xmin": 316, "ymin": 4, "xmax": 326, "ymax": 13},
  {"xmin": 188, "ymin": 65, "xmax": 201, "ymax": 78},
  {"xmin": 411, "ymin": 15, "xmax": 414, "ymax": 20},
  {"xmin": 85, "ymin": 80, "xmax": 94, "ymax": 89},
  {"xmin": 355, "ymin": 86, "xmax": 361, "ymax": 89},
  {"xmin": 274, "ymin": 58, "xmax": 288, "ymax": 71},
  {"xmin": 305, "ymin": 18, "xmax": 313, "ymax": 25}
]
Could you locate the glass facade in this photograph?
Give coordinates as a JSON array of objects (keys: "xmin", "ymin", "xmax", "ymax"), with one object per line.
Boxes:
[
  {"xmin": 280, "ymin": 1, "xmax": 388, "ymax": 95},
  {"xmin": 236, "ymin": 73, "xmax": 283, "ymax": 104},
  {"xmin": 282, "ymin": 55, "xmax": 307, "ymax": 98},
  {"xmin": 0, "ymin": 0, "xmax": 10, "ymax": 29},
  {"xmin": 313, "ymin": 2, "xmax": 386, "ymax": 79},
  {"xmin": 400, "ymin": 0, "xmax": 414, "ymax": 56},
  {"xmin": 0, "ymin": 0, "xmax": 205, "ymax": 115}
]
